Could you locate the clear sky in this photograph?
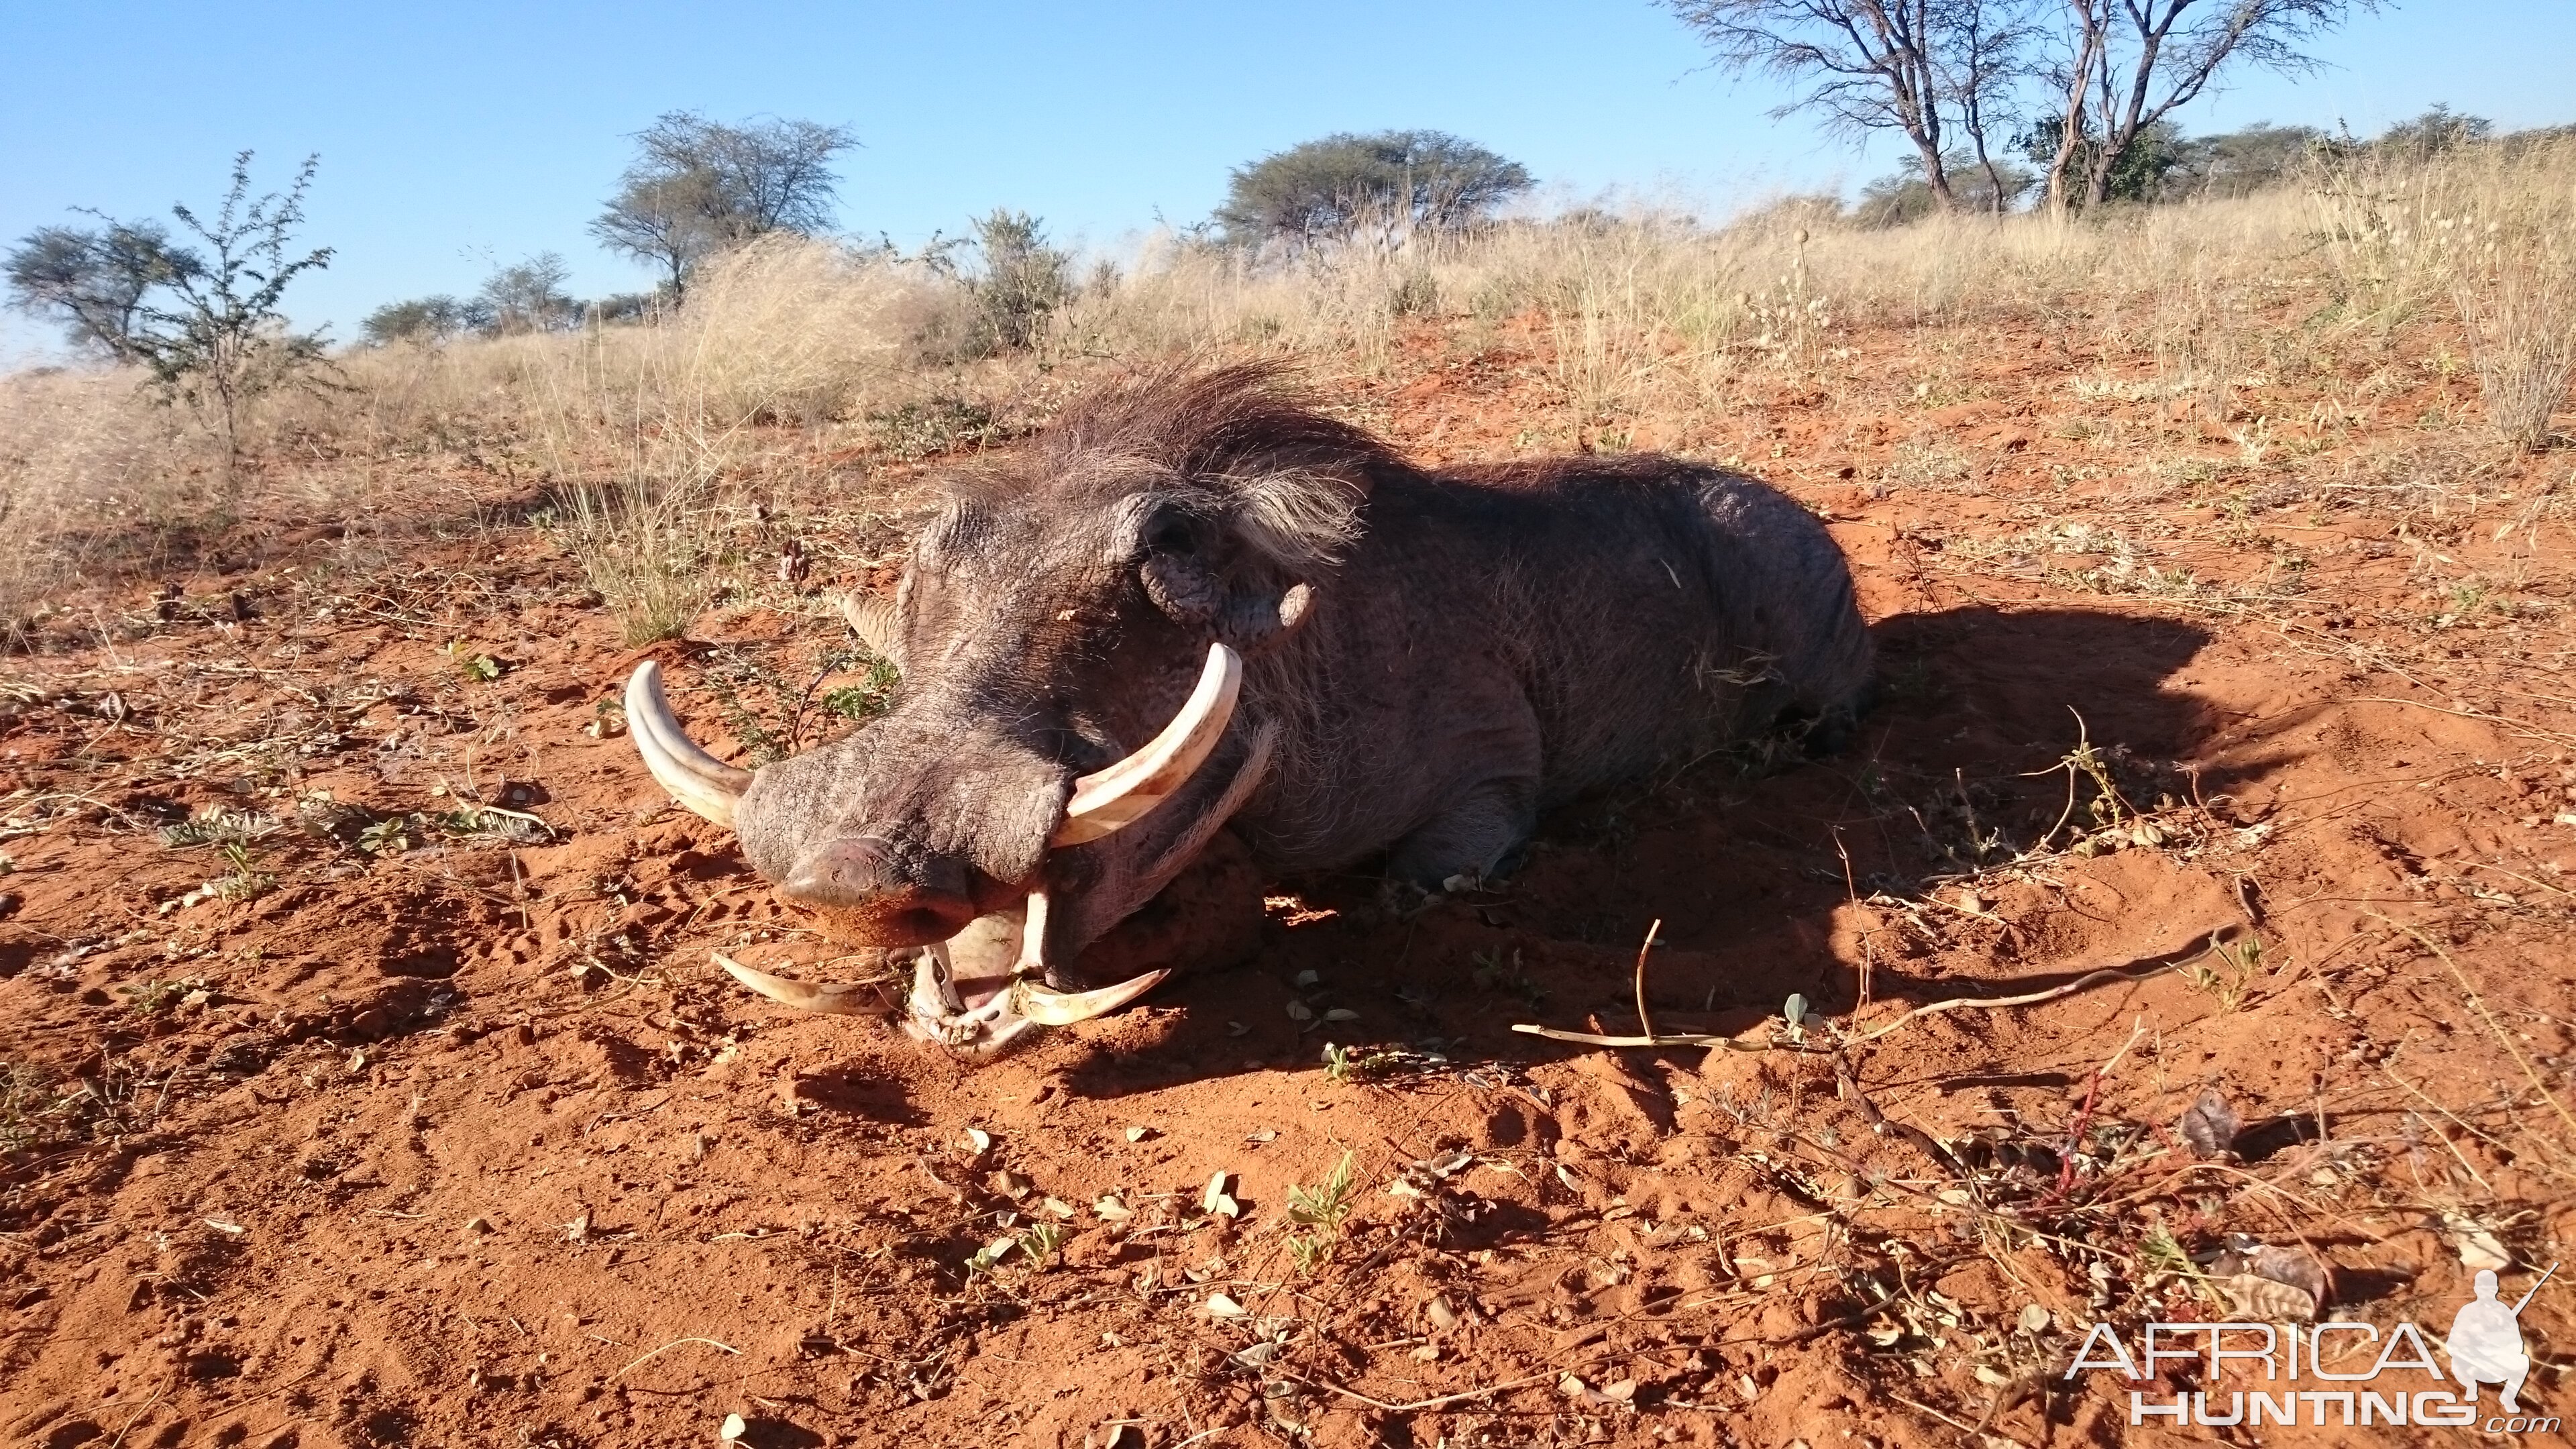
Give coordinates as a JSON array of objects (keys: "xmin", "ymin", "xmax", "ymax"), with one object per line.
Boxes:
[{"xmin": 3, "ymin": 1, "xmax": 2569, "ymax": 356}]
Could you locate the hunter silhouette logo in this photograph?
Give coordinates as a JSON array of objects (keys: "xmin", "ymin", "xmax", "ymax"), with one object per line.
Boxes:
[
  {"xmin": 2450, "ymin": 1265, "xmax": 2551, "ymax": 1413},
  {"xmin": 2066, "ymin": 1262, "xmax": 2559, "ymax": 1434}
]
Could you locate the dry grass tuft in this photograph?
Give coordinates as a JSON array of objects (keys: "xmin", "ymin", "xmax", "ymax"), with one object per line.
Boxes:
[{"xmin": 2459, "ymin": 248, "xmax": 2575, "ymax": 449}]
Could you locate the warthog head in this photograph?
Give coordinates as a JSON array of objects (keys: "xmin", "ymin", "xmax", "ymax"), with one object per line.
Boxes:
[{"xmin": 625, "ymin": 365, "xmax": 1394, "ymax": 1051}]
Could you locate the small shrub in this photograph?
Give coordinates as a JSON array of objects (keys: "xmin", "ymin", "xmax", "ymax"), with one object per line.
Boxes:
[
  {"xmin": 1, "ymin": 1062, "xmax": 72, "ymax": 1155},
  {"xmin": 964, "ymin": 210, "xmax": 1074, "ymax": 355},
  {"xmin": 867, "ymin": 396, "xmax": 1000, "ymax": 462},
  {"xmin": 124, "ymin": 152, "xmax": 337, "ymax": 468}
]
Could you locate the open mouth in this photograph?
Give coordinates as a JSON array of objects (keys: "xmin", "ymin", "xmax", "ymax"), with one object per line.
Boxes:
[
  {"xmin": 625, "ymin": 641, "xmax": 1243, "ymax": 1054},
  {"xmin": 711, "ymin": 898, "xmax": 1170, "ymax": 1056}
]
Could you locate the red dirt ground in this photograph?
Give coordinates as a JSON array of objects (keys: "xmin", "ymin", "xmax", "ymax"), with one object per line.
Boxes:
[{"xmin": 5, "ymin": 318, "xmax": 2574, "ymax": 1448}]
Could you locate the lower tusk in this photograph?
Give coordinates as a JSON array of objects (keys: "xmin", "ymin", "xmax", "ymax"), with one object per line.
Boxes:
[
  {"xmin": 1016, "ymin": 969, "xmax": 1170, "ymax": 1025},
  {"xmin": 913, "ymin": 941, "xmax": 966, "ymax": 1014},
  {"xmin": 714, "ymin": 953, "xmax": 881, "ymax": 1016},
  {"xmin": 1016, "ymin": 888, "xmax": 1051, "ymax": 975},
  {"xmin": 1053, "ymin": 643, "xmax": 1240, "ymax": 846},
  {"xmin": 627, "ymin": 662, "xmax": 751, "ymax": 826},
  {"xmin": 837, "ymin": 591, "xmax": 903, "ymax": 665}
]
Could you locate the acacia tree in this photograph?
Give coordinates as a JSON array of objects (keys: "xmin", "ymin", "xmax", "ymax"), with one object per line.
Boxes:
[
  {"xmin": 477, "ymin": 252, "xmax": 576, "ymax": 333},
  {"xmin": 3, "ymin": 220, "xmax": 197, "ymax": 360},
  {"xmin": 1215, "ymin": 131, "xmax": 1534, "ymax": 249},
  {"xmin": 2041, "ymin": 0, "xmax": 2375, "ymax": 211},
  {"xmin": 591, "ymin": 112, "xmax": 857, "ymax": 294},
  {"xmin": 1666, "ymin": 0, "xmax": 2377, "ymax": 219},
  {"xmin": 1662, "ymin": 1, "xmax": 1984, "ymax": 211},
  {"xmin": 361, "ymin": 294, "xmax": 486, "ymax": 345}
]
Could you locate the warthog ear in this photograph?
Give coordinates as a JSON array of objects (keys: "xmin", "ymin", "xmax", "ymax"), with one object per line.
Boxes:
[{"xmin": 1121, "ymin": 495, "xmax": 1320, "ymax": 655}]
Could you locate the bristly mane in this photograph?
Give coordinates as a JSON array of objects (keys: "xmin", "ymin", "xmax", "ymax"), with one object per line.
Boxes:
[{"xmin": 963, "ymin": 361, "xmax": 1414, "ymax": 575}]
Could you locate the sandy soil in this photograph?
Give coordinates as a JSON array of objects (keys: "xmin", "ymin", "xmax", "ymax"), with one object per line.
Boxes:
[{"xmin": 4, "ymin": 317, "xmax": 2573, "ymax": 1448}]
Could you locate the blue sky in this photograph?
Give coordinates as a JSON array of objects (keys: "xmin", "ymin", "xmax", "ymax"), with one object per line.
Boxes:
[{"xmin": 3, "ymin": 1, "xmax": 2569, "ymax": 356}]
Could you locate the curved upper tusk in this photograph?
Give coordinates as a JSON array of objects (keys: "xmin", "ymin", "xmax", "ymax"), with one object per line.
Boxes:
[
  {"xmin": 1053, "ymin": 643, "xmax": 1242, "ymax": 847},
  {"xmin": 715, "ymin": 952, "xmax": 883, "ymax": 1016},
  {"xmin": 625, "ymin": 661, "xmax": 751, "ymax": 827}
]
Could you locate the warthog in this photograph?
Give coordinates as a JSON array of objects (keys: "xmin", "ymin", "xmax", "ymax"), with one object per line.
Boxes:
[{"xmin": 629, "ymin": 364, "xmax": 1871, "ymax": 1052}]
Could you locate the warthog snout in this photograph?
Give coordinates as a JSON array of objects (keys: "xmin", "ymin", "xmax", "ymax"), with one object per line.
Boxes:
[{"xmin": 777, "ymin": 837, "xmax": 983, "ymax": 945}]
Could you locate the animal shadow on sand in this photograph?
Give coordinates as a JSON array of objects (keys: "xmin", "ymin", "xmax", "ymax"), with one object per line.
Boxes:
[{"xmin": 1060, "ymin": 604, "xmax": 2232, "ymax": 1097}]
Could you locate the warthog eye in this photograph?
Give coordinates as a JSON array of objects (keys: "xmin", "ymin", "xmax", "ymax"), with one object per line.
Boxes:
[{"xmin": 1148, "ymin": 519, "xmax": 1197, "ymax": 555}]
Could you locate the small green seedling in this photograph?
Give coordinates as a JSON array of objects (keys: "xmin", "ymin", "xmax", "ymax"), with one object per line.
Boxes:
[
  {"xmin": 119, "ymin": 977, "xmax": 195, "ymax": 1016},
  {"xmin": 1321, "ymin": 1041, "xmax": 1401, "ymax": 1084},
  {"xmin": 966, "ymin": 1220, "xmax": 1065, "ymax": 1277},
  {"xmin": 1285, "ymin": 1150, "xmax": 1360, "ymax": 1276},
  {"xmin": 357, "ymin": 816, "xmax": 419, "ymax": 856},
  {"xmin": 212, "ymin": 843, "xmax": 274, "ymax": 902},
  {"xmin": 2182, "ymin": 934, "xmax": 2264, "ymax": 1011}
]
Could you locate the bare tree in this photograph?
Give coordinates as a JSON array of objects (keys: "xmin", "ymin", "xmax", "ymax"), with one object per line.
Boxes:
[
  {"xmin": 2043, "ymin": 0, "xmax": 2375, "ymax": 211},
  {"xmin": 1662, "ymin": 1, "xmax": 1964, "ymax": 209},
  {"xmin": 592, "ymin": 112, "xmax": 857, "ymax": 295},
  {"xmin": 1937, "ymin": 1, "xmax": 2039, "ymax": 214}
]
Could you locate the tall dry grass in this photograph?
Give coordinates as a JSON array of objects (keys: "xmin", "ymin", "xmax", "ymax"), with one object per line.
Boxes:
[
  {"xmin": 4, "ymin": 136, "xmax": 2569, "ymax": 638},
  {"xmin": 0, "ymin": 370, "xmax": 210, "ymax": 627}
]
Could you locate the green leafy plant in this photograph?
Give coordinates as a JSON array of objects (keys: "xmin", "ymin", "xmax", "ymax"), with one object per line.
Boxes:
[
  {"xmin": 819, "ymin": 654, "xmax": 902, "ymax": 724},
  {"xmin": 1018, "ymin": 1220, "xmax": 1067, "ymax": 1266},
  {"xmin": 211, "ymin": 843, "xmax": 273, "ymax": 902},
  {"xmin": 119, "ymin": 977, "xmax": 199, "ymax": 1017},
  {"xmin": 158, "ymin": 808, "xmax": 279, "ymax": 848},
  {"xmin": 435, "ymin": 808, "xmax": 554, "ymax": 845},
  {"xmin": 1285, "ymin": 1150, "xmax": 1360, "ymax": 1275},
  {"xmin": 965, "ymin": 1221, "xmax": 1065, "ymax": 1278},
  {"xmin": 2182, "ymin": 934, "xmax": 2264, "ymax": 1011},
  {"xmin": 1320, "ymin": 1041, "xmax": 1401, "ymax": 1085},
  {"xmin": 964, "ymin": 1235, "xmax": 1015, "ymax": 1277},
  {"xmin": 1470, "ymin": 947, "xmax": 1544, "ymax": 1006},
  {"xmin": 2139, "ymin": 1226, "xmax": 2194, "ymax": 1279},
  {"xmin": 356, "ymin": 815, "xmax": 420, "ymax": 856},
  {"xmin": 0, "ymin": 1062, "xmax": 73, "ymax": 1155}
]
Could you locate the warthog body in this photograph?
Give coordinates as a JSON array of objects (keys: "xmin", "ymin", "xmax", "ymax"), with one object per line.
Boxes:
[{"xmin": 635, "ymin": 364, "xmax": 1870, "ymax": 1042}]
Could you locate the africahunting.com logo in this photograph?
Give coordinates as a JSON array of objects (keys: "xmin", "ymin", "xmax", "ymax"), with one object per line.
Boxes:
[{"xmin": 2066, "ymin": 1265, "xmax": 2557, "ymax": 1435}]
